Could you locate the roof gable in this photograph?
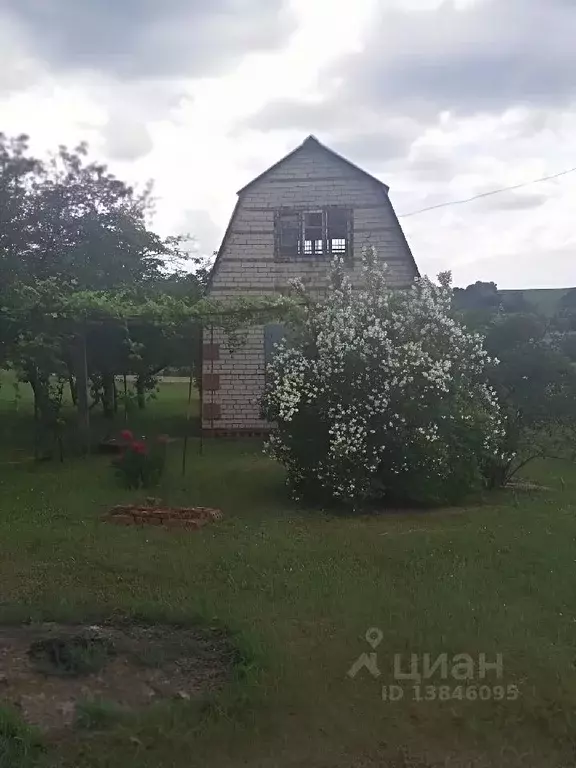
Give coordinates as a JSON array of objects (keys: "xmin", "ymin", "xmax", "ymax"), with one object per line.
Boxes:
[{"xmin": 237, "ymin": 135, "xmax": 390, "ymax": 195}]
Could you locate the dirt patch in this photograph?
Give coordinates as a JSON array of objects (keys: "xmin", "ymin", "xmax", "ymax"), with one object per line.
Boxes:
[
  {"xmin": 0, "ymin": 623, "xmax": 238, "ymax": 731},
  {"xmin": 103, "ymin": 503, "xmax": 223, "ymax": 530},
  {"xmin": 28, "ymin": 634, "xmax": 116, "ymax": 677}
]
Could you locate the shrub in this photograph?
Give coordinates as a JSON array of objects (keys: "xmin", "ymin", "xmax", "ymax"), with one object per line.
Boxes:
[
  {"xmin": 262, "ymin": 249, "xmax": 507, "ymax": 507},
  {"xmin": 479, "ymin": 313, "xmax": 576, "ymax": 487},
  {"xmin": 452, "ymin": 288, "xmax": 576, "ymax": 485},
  {"xmin": 113, "ymin": 432, "xmax": 168, "ymax": 489}
]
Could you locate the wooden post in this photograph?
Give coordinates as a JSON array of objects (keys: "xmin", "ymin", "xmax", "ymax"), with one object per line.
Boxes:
[
  {"xmin": 123, "ymin": 374, "xmax": 128, "ymax": 424},
  {"xmin": 75, "ymin": 322, "xmax": 90, "ymax": 455},
  {"xmin": 33, "ymin": 370, "xmax": 39, "ymax": 462},
  {"xmin": 182, "ymin": 321, "xmax": 200, "ymax": 474},
  {"xmin": 210, "ymin": 325, "xmax": 215, "ymax": 434},
  {"xmin": 182, "ymin": 366, "xmax": 195, "ymax": 476},
  {"xmin": 198, "ymin": 322, "xmax": 204, "ymax": 457}
]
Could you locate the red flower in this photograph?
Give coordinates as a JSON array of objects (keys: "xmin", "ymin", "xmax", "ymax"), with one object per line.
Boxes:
[
  {"xmin": 120, "ymin": 429, "xmax": 133, "ymax": 441},
  {"xmin": 131, "ymin": 441, "xmax": 147, "ymax": 454}
]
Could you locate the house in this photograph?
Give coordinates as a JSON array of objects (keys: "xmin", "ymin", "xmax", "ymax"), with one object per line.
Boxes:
[{"xmin": 202, "ymin": 135, "xmax": 419, "ymax": 436}]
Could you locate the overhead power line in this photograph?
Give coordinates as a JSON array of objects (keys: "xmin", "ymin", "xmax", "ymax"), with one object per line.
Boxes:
[{"xmin": 398, "ymin": 164, "xmax": 576, "ymax": 218}]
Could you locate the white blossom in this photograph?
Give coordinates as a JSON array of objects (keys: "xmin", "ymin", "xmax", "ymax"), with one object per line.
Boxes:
[{"xmin": 262, "ymin": 248, "xmax": 509, "ymax": 504}]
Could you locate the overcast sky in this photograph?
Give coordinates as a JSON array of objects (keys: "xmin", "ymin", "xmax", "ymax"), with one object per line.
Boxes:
[{"xmin": 1, "ymin": 0, "xmax": 575, "ymax": 288}]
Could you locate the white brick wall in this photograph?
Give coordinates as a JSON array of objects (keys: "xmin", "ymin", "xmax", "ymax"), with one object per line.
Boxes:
[{"xmin": 203, "ymin": 139, "xmax": 417, "ymax": 432}]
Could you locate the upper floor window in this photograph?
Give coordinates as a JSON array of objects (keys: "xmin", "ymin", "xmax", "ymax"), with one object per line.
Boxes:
[{"xmin": 275, "ymin": 207, "xmax": 352, "ymax": 260}]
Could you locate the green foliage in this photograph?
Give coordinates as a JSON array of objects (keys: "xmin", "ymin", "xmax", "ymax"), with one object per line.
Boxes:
[
  {"xmin": 507, "ymin": 287, "xmax": 573, "ymax": 317},
  {"xmin": 552, "ymin": 287, "xmax": 576, "ymax": 363},
  {"xmin": 112, "ymin": 434, "xmax": 168, "ymax": 489},
  {"xmin": 0, "ymin": 132, "xmax": 206, "ymax": 439},
  {"xmin": 559, "ymin": 287, "xmax": 576, "ymax": 311},
  {"xmin": 453, "ymin": 280, "xmax": 533, "ymax": 322},
  {"xmin": 0, "ymin": 705, "xmax": 44, "ymax": 768},
  {"xmin": 455, "ymin": 282, "xmax": 576, "ymax": 485},
  {"xmin": 0, "ymin": 135, "xmax": 166, "ymax": 290},
  {"xmin": 0, "ymin": 131, "xmax": 294, "ymax": 454},
  {"xmin": 453, "ymin": 280, "xmax": 501, "ymax": 312}
]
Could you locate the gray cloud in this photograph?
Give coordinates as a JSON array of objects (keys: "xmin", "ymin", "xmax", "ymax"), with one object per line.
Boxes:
[
  {"xmin": 342, "ymin": 0, "xmax": 576, "ymax": 117},
  {"xmin": 244, "ymin": 100, "xmax": 338, "ymax": 134},
  {"xmin": 458, "ymin": 244, "xmax": 576, "ymax": 290},
  {"xmin": 480, "ymin": 191, "xmax": 550, "ymax": 212},
  {"xmin": 241, "ymin": 103, "xmax": 423, "ymax": 173},
  {"xmin": 0, "ymin": 18, "xmax": 41, "ymax": 94},
  {"xmin": 177, "ymin": 209, "xmax": 222, "ymax": 258},
  {"xmin": 404, "ymin": 144, "xmax": 458, "ymax": 182},
  {"xmin": 1, "ymin": 0, "xmax": 294, "ymax": 161},
  {"xmin": 330, "ymin": 124, "xmax": 422, "ymax": 171},
  {"xmin": 3, "ymin": 0, "xmax": 294, "ymax": 81},
  {"xmin": 246, "ymin": 0, "xmax": 576, "ymax": 142},
  {"xmin": 98, "ymin": 80, "xmax": 187, "ymax": 161},
  {"xmin": 101, "ymin": 112, "xmax": 154, "ymax": 162}
]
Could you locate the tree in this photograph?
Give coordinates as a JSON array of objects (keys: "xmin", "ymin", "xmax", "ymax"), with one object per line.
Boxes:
[
  {"xmin": 453, "ymin": 281, "xmax": 500, "ymax": 312},
  {"xmin": 0, "ymin": 134, "xmax": 42, "ymax": 288},
  {"xmin": 130, "ymin": 266, "xmax": 209, "ymax": 409},
  {"xmin": 552, "ymin": 288, "xmax": 576, "ymax": 363},
  {"xmin": 262, "ymin": 251, "xmax": 506, "ymax": 507},
  {"xmin": 483, "ymin": 315, "xmax": 576, "ymax": 485},
  {"xmin": 0, "ymin": 134, "xmax": 190, "ymax": 437},
  {"xmin": 1, "ymin": 278, "xmax": 75, "ymax": 457},
  {"xmin": 83, "ymin": 266, "xmax": 210, "ymax": 416},
  {"xmin": 0, "ymin": 131, "xmax": 290, "ymax": 458},
  {"xmin": 453, "ymin": 281, "xmax": 533, "ymax": 323},
  {"xmin": 24, "ymin": 144, "xmax": 166, "ymax": 289},
  {"xmin": 560, "ymin": 288, "xmax": 576, "ymax": 312},
  {"xmin": 454, "ymin": 286, "xmax": 576, "ymax": 486}
]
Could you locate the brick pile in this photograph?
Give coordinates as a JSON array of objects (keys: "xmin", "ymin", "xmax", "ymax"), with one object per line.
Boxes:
[{"xmin": 103, "ymin": 504, "xmax": 223, "ymax": 530}]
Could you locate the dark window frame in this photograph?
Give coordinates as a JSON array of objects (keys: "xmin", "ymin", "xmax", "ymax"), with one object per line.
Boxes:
[{"xmin": 274, "ymin": 206, "xmax": 353, "ymax": 262}]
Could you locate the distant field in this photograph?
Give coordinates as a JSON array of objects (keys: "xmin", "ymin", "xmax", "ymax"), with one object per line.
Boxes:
[{"xmin": 502, "ymin": 287, "xmax": 574, "ymax": 316}]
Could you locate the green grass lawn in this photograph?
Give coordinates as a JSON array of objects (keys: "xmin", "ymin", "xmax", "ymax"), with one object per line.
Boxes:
[{"xmin": 1, "ymin": 379, "xmax": 576, "ymax": 766}]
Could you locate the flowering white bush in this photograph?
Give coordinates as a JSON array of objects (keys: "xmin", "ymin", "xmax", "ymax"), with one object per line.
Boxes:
[{"xmin": 262, "ymin": 248, "xmax": 507, "ymax": 506}]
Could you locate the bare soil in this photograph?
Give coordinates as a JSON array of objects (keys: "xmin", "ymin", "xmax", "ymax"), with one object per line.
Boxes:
[{"xmin": 0, "ymin": 623, "xmax": 237, "ymax": 731}]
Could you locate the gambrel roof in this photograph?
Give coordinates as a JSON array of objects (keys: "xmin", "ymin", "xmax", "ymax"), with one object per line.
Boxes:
[
  {"xmin": 207, "ymin": 134, "xmax": 418, "ymax": 290},
  {"xmin": 237, "ymin": 135, "xmax": 390, "ymax": 195}
]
